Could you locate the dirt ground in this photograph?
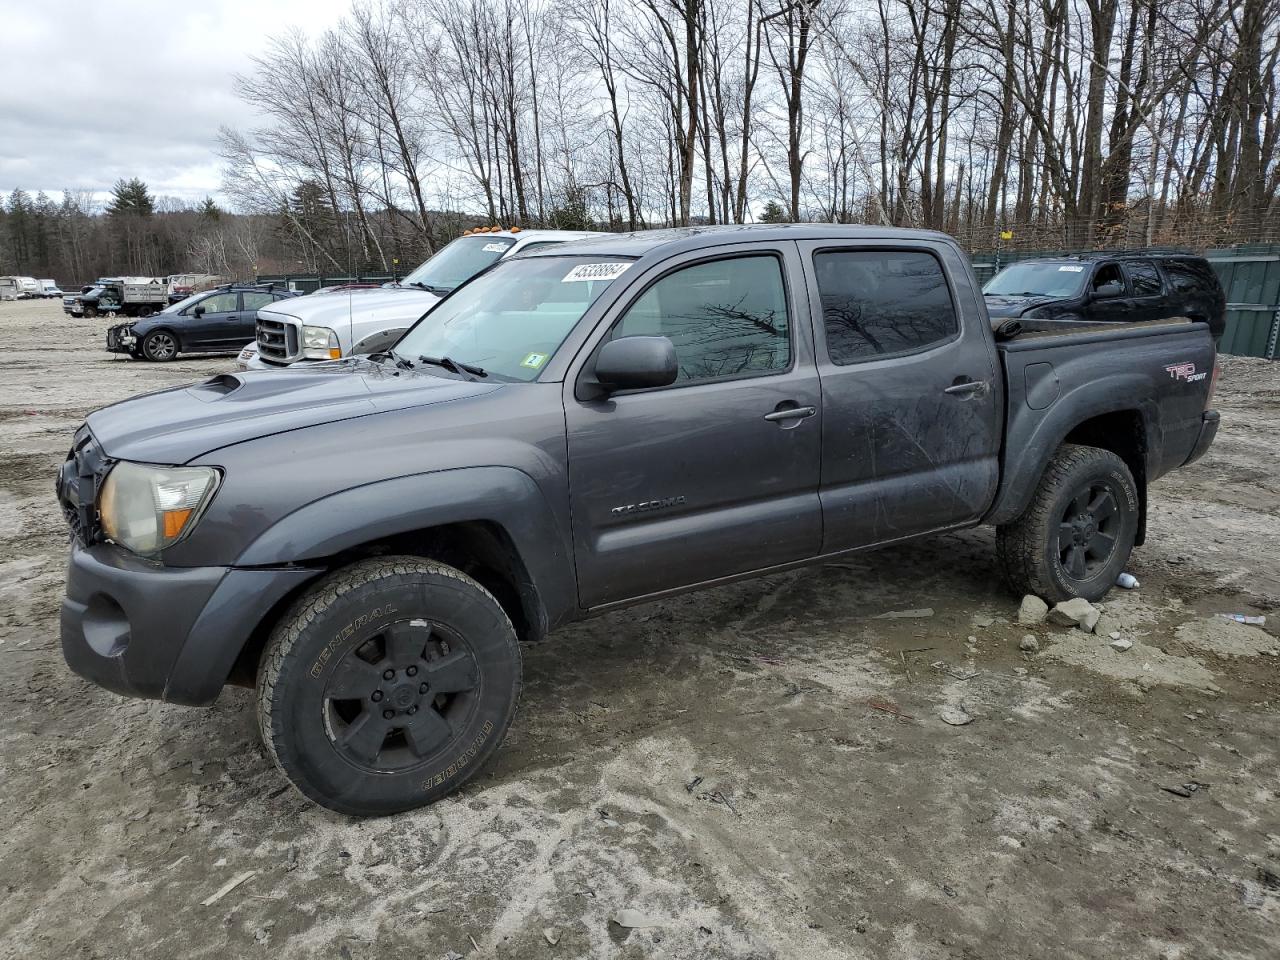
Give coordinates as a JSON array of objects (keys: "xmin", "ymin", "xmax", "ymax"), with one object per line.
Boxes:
[{"xmin": 1, "ymin": 296, "xmax": 1278, "ymax": 960}]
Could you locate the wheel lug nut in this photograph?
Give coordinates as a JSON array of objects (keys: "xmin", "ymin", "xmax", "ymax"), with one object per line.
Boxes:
[
  {"xmin": 408, "ymin": 706, "xmax": 418, "ymax": 715},
  {"xmin": 383, "ymin": 669, "xmax": 395, "ymax": 680},
  {"xmin": 406, "ymin": 666, "xmax": 418, "ymax": 677},
  {"xmin": 419, "ymin": 682, "xmax": 429, "ymax": 694},
  {"xmin": 382, "ymin": 709, "xmax": 394, "ymax": 720},
  {"xmin": 371, "ymin": 690, "xmax": 383, "ymax": 702}
]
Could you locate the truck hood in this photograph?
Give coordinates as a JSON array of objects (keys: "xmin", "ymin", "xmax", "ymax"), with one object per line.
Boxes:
[
  {"xmin": 261, "ymin": 286, "xmax": 441, "ymax": 332},
  {"xmin": 982, "ymin": 293, "xmax": 1060, "ymax": 318},
  {"xmin": 86, "ymin": 360, "xmax": 499, "ymax": 464}
]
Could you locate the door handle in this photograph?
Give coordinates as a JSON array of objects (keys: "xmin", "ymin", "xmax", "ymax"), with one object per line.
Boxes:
[
  {"xmin": 763, "ymin": 404, "xmax": 817, "ymax": 422},
  {"xmin": 944, "ymin": 379, "xmax": 987, "ymax": 397}
]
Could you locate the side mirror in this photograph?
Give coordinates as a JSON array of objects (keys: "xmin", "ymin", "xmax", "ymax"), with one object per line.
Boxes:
[
  {"xmin": 1093, "ymin": 281, "xmax": 1125, "ymax": 299},
  {"xmin": 191, "ymin": 305, "xmax": 206, "ymax": 317},
  {"xmin": 594, "ymin": 336, "xmax": 678, "ymax": 393}
]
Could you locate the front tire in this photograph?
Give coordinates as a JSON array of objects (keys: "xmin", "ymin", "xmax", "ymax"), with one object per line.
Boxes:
[
  {"xmin": 996, "ymin": 444, "xmax": 1139, "ymax": 603},
  {"xmin": 255, "ymin": 557, "xmax": 522, "ymax": 816},
  {"xmin": 141, "ymin": 329, "xmax": 179, "ymax": 361}
]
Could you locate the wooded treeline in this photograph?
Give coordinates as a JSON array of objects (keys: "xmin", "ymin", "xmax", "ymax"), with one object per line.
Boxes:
[
  {"xmin": 4, "ymin": 0, "xmax": 1277, "ymax": 283},
  {"xmin": 0, "ymin": 181, "xmax": 278, "ymax": 285},
  {"xmin": 221, "ymin": 0, "xmax": 1280, "ymax": 270}
]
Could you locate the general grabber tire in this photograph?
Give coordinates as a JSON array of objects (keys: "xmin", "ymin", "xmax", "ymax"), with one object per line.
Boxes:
[
  {"xmin": 256, "ymin": 556, "xmax": 521, "ymax": 816},
  {"xmin": 996, "ymin": 444, "xmax": 1139, "ymax": 604}
]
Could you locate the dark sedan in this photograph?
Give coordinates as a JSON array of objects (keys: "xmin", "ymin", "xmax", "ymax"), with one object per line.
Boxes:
[{"xmin": 107, "ymin": 284, "xmax": 298, "ymax": 361}]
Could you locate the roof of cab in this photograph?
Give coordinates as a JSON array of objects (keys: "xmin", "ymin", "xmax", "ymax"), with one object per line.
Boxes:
[{"xmin": 520, "ymin": 222, "xmax": 956, "ymax": 260}]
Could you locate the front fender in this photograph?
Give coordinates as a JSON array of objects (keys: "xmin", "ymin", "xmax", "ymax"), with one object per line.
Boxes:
[{"xmin": 234, "ymin": 466, "xmax": 578, "ymax": 628}]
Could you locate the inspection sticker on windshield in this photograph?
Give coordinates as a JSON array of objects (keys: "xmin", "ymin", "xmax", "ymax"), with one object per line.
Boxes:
[
  {"xmin": 1058, "ymin": 265, "xmax": 1085, "ymax": 272},
  {"xmin": 562, "ymin": 262, "xmax": 631, "ymax": 283},
  {"xmin": 520, "ymin": 352, "xmax": 548, "ymax": 369},
  {"xmin": 482, "ymin": 242, "xmax": 507, "ymax": 253}
]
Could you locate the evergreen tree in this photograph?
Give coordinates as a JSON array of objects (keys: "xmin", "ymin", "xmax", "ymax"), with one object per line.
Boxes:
[
  {"xmin": 107, "ymin": 178, "xmax": 154, "ymax": 217},
  {"xmin": 759, "ymin": 200, "xmax": 789, "ymax": 224}
]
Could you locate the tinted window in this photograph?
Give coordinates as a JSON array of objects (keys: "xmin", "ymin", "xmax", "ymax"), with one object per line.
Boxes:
[
  {"xmin": 1127, "ymin": 261, "xmax": 1162, "ymax": 297},
  {"xmin": 1161, "ymin": 259, "xmax": 1214, "ymax": 294},
  {"xmin": 194, "ymin": 292, "xmax": 239, "ymax": 313},
  {"xmin": 1092, "ymin": 263, "xmax": 1124, "ymax": 291},
  {"xmin": 815, "ymin": 250, "xmax": 958, "ymax": 364},
  {"xmin": 614, "ymin": 255, "xmax": 790, "ymax": 383},
  {"xmin": 241, "ymin": 291, "xmax": 274, "ymax": 311}
]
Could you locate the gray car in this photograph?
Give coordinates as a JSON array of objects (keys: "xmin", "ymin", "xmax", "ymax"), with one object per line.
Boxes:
[{"xmin": 56, "ymin": 225, "xmax": 1221, "ymax": 815}]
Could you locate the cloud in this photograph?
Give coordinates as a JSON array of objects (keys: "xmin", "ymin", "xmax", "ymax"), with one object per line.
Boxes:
[{"xmin": 0, "ymin": 0, "xmax": 350, "ymax": 206}]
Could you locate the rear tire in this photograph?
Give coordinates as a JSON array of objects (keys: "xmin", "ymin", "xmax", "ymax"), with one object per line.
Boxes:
[
  {"xmin": 996, "ymin": 444, "xmax": 1139, "ymax": 603},
  {"xmin": 255, "ymin": 557, "xmax": 521, "ymax": 816}
]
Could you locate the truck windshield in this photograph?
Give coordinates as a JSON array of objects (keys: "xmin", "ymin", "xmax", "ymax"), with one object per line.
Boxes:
[
  {"xmin": 984, "ymin": 262, "xmax": 1087, "ymax": 298},
  {"xmin": 401, "ymin": 235, "xmax": 518, "ymax": 292},
  {"xmin": 394, "ymin": 256, "xmax": 634, "ymax": 382}
]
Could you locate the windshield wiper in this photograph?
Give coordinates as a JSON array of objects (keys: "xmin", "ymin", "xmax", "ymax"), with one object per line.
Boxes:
[
  {"xmin": 407, "ymin": 281, "xmax": 452, "ymax": 296},
  {"xmin": 418, "ymin": 355, "xmax": 487, "ymax": 379}
]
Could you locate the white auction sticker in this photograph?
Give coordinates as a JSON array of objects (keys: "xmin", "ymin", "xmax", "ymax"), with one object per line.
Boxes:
[
  {"xmin": 482, "ymin": 242, "xmax": 507, "ymax": 253},
  {"xmin": 1058, "ymin": 265, "xmax": 1084, "ymax": 272},
  {"xmin": 562, "ymin": 262, "xmax": 632, "ymax": 283}
]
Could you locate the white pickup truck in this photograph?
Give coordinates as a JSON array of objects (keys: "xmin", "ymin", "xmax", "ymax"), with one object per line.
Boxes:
[{"xmin": 237, "ymin": 228, "xmax": 604, "ymax": 370}]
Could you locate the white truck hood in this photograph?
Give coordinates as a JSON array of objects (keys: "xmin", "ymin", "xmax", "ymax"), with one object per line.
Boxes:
[{"xmin": 258, "ymin": 286, "xmax": 441, "ymax": 352}]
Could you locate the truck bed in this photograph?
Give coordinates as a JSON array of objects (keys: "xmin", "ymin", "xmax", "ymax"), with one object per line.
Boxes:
[{"xmin": 985, "ymin": 317, "xmax": 1216, "ymax": 525}]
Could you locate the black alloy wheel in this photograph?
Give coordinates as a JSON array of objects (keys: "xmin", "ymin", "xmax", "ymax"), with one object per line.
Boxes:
[
  {"xmin": 323, "ymin": 618, "xmax": 480, "ymax": 772},
  {"xmin": 256, "ymin": 557, "xmax": 522, "ymax": 816},
  {"xmin": 1056, "ymin": 480, "xmax": 1122, "ymax": 580}
]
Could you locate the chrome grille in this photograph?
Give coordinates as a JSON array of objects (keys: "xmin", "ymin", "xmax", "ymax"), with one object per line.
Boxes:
[{"xmin": 256, "ymin": 316, "xmax": 300, "ymax": 362}]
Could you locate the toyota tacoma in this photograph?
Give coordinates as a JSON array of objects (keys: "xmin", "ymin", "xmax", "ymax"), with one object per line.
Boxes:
[{"xmin": 57, "ymin": 225, "xmax": 1221, "ymax": 816}]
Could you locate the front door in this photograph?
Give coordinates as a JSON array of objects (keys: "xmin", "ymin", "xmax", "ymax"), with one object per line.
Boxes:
[
  {"xmin": 1086, "ymin": 262, "xmax": 1134, "ymax": 323},
  {"xmin": 184, "ymin": 291, "xmax": 242, "ymax": 351},
  {"xmin": 797, "ymin": 241, "xmax": 1003, "ymax": 551},
  {"xmin": 565, "ymin": 245, "xmax": 822, "ymax": 609}
]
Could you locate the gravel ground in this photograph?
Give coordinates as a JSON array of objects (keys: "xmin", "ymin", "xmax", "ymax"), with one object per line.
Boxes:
[{"xmin": 1, "ymin": 297, "xmax": 1278, "ymax": 960}]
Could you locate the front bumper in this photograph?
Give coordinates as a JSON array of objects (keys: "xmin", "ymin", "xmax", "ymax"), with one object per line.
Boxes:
[
  {"xmin": 1183, "ymin": 409, "xmax": 1220, "ymax": 465},
  {"xmin": 61, "ymin": 541, "xmax": 319, "ymax": 705},
  {"xmin": 105, "ymin": 323, "xmax": 136, "ymax": 354}
]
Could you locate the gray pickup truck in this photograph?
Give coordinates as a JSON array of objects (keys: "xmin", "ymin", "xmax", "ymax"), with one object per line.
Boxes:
[{"xmin": 56, "ymin": 225, "xmax": 1221, "ymax": 815}]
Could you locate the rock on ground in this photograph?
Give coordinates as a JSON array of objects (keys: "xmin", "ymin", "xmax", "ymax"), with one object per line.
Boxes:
[{"xmin": 1018, "ymin": 594, "xmax": 1049, "ymax": 624}]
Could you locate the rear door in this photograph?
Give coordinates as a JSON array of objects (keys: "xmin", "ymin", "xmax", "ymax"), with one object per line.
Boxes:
[
  {"xmin": 1122, "ymin": 259, "xmax": 1166, "ymax": 322},
  {"xmin": 797, "ymin": 240, "xmax": 1002, "ymax": 551},
  {"xmin": 564, "ymin": 243, "xmax": 822, "ymax": 608},
  {"xmin": 238, "ymin": 291, "xmax": 276, "ymax": 345}
]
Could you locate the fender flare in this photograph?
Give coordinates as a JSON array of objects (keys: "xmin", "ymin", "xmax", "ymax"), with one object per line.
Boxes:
[
  {"xmin": 235, "ymin": 466, "xmax": 577, "ymax": 630},
  {"xmin": 985, "ymin": 373, "xmax": 1158, "ymax": 526}
]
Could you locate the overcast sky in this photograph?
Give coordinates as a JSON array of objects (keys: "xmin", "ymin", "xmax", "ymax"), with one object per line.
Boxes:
[{"xmin": 1, "ymin": 0, "xmax": 350, "ymax": 209}]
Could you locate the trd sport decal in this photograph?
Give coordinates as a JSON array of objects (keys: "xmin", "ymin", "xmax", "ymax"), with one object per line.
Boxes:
[{"xmin": 1164, "ymin": 362, "xmax": 1207, "ymax": 383}]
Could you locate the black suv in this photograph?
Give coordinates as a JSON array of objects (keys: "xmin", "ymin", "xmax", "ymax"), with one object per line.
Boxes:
[
  {"xmin": 983, "ymin": 252, "xmax": 1226, "ymax": 338},
  {"xmin": 107, "ymin": 284, "xmax": 298, "ymax": 361}
]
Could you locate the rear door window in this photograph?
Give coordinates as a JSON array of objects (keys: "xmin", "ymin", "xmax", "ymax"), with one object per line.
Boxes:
[
  {"xmin": 1126, "ymin": 261, "xmax": 1162, "ymax": 297},
  {"xmin": 813, "ymin": 250, "xmax": 958, "ymax": 364},
  {"xmin": 241, "ymin": 292, "xmax": 274, "ymax": 312}
]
